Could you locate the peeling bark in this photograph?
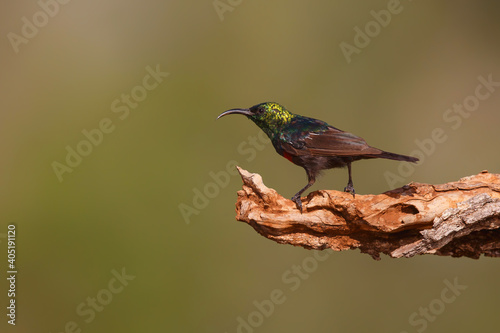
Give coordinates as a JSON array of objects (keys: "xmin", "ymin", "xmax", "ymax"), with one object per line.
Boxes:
[{"xmin": 234, "ymin": 167, "xmax": 500, "ymax": 260}]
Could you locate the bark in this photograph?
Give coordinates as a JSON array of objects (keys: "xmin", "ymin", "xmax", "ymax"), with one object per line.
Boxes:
[{"xmin": 233, "ymin": 167, "xmax": 500, "ymax": 260}]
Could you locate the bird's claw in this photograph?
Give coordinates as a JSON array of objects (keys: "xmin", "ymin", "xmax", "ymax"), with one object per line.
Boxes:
[
  {"xmin": 344, "ymin": 183, "xmax": 356, "ymax": 198},
  {"xmin": 291, "ymin": 195, "xmax": 303, "ymax": 213}
]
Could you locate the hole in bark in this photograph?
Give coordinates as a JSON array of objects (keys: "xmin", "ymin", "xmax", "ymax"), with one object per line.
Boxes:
[{"xmin": 401, "ymin": 204, "xmax": 419, "ymax": 215}]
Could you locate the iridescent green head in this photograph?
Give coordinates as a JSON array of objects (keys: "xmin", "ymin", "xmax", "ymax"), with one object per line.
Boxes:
[{"xmin": 217, "ymin": 102, "xmax": 294, "ymax": 136}]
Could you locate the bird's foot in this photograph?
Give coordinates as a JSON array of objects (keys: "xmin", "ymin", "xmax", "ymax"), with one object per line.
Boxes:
[
  {"xmin": 291, "ymin": 195, "xmax": 303, "ymax": 213},
  {"xmin": 344, "ymin": 183, "xmax": 356, "ymax": 198}
]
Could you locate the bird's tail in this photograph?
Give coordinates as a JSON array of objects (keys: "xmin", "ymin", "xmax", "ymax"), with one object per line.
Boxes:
[{"xmin": 377, "ymin": 151, "xmax": 419, "ymax": 163}]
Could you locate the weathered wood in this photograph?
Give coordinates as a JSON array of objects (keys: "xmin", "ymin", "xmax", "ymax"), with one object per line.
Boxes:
[{"xmin": 234, "ymin": 167, "xmax": 500, "ymax": 260}]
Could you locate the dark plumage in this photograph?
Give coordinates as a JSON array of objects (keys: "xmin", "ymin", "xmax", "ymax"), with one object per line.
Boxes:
[{"xmin": 217, "ymin": 102, "xmax": 418, "ymax": 211}]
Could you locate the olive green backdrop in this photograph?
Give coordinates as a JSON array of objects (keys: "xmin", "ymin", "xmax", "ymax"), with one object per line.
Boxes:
[{"xmin": 1, "ymin": 1, "xmax": 499, "ymax": 332}]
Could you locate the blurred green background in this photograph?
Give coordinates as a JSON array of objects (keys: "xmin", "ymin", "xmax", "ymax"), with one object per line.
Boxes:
[{"xmin": 1, "ymin": 1, "xmax": 500, "ymax": 332}]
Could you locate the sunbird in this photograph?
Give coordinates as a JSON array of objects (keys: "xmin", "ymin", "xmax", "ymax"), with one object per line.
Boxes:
[{"xmin": 217, "ymin": 102, "xmax": 418, "ymax": 211}]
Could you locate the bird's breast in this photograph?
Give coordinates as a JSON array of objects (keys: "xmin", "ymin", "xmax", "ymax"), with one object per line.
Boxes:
[{"xmin": 282, "ymin": 151, "xmax": 294, "ymax": 163}]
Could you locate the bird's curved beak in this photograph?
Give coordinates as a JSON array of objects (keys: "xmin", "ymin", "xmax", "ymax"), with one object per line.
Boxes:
[{"xmin": 216, "ymin": 108, "xmax": 252, "ymax": 120}]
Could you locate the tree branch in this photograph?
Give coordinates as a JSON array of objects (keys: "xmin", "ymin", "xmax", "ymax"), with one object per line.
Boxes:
[{"xmin": 233, "ymin": 167, "xmax": 500, "ymax": 260}]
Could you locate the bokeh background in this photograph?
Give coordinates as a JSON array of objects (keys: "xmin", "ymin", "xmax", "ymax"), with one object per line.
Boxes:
[{"xmin": 1, "ymin": 1, "xmax": 500, "ymax": 332}]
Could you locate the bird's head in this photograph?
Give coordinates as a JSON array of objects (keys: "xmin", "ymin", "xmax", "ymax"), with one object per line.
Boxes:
[{"xmin": 217, "ymin": 102, "xmax": 294, "ymax": 135}]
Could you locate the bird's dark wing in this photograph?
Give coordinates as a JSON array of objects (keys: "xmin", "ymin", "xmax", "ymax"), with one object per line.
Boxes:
[{"xmin": 281, "ymin": 125, "xmax": 383, "ymax": 157}]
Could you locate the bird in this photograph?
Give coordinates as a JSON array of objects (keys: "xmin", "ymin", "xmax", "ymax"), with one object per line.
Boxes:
[{"xmin": 217, "ymin": 102, "xmax": 418, "ymax": 212}]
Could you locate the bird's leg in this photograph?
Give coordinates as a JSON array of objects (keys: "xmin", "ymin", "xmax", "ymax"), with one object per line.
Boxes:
[
  {"xmin": 291, "ymin": 172, "xmax": 316, "ymax": 213},
  {"xmin": 344, "ymin": 162, "xmax": 355, "ymax": 197}
]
